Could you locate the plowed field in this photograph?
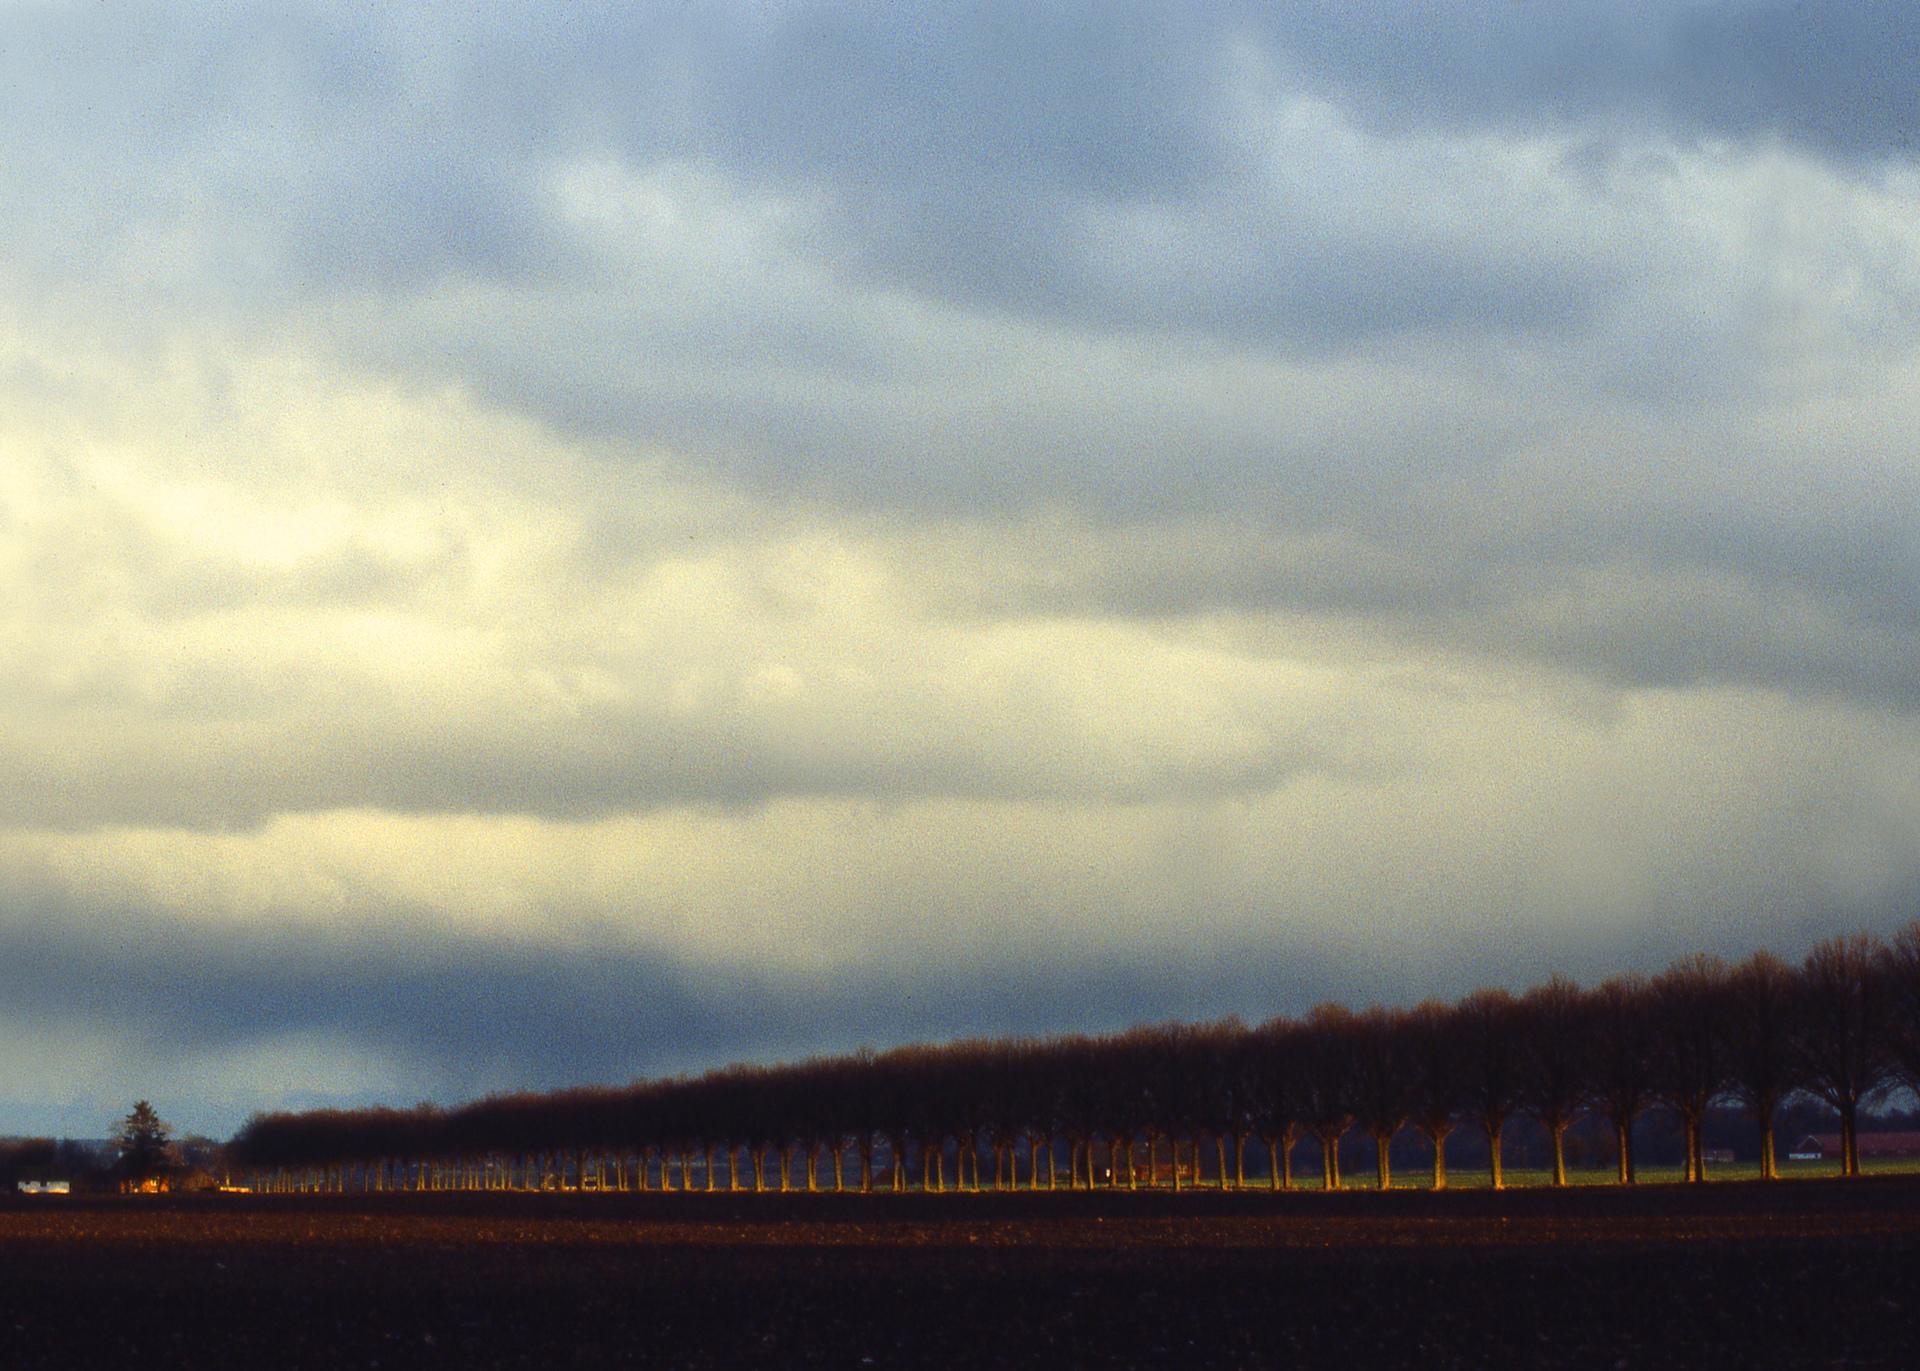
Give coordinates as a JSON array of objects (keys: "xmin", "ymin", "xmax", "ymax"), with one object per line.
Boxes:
[{"xmin": 3, "ymin": 1179, "xmax": 1915, "ymax": 1368}]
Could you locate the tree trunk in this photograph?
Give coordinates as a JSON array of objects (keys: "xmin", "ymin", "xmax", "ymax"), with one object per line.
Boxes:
[
  {"xmin": 1428, "ymin": 1129, "xmax": 1449, "ymax": 1191},
  {"xmin": 1760, "ymin": 1122, "xmax": 1776, "ymax": 1181},
  {"xmin": 1218, "ymin": 1135, "xmax": 1230, "ymax": 1190},
  {"xmin": 1374, "ymin": 1133, "xmax": 1391, "ymax": 1190},
  {"xmin": 1841, "ymin": 1099, "xmax": 1859, "ymax": 1178},
  {"xmin": 1550, "ymin": 1123, "xmax": 1568, "ymax": 1188},
  {"xmin": 1266, "ymin": 1138, "xmax": 1280, "ymax": 1191},
  {"xmin": 1615, "ymin": 1118, "xmax": 1635, "ymax": 1185},
  {"xmin": 1486, "ymin": 1119, "xmax": 1504, "ymax": 1191},
  {"xmin": 1320, "ymin": 1134, "xmax": 1337, "ymax": 1191}
]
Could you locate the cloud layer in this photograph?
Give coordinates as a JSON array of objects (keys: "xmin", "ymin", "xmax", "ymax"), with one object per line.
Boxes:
[{"xmin": 1, "ymin": 2, "xmax": 1916, "ymax": 1134}]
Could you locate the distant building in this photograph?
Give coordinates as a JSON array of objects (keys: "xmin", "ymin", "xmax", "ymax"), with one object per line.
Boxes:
[
  {"xmin": 118, "ymin": 1166, "xmax": 219, "ymax": 1195},
  {"xmin": 16, "ymin": 1178, "xmax": 71, "ymax": 1195},
  {"xmin": 1789, "ymin": 1133, "xmax": 1920, "ymax": 1162}
]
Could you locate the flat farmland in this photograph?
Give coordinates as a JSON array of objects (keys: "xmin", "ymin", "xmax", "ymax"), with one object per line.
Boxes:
[{"xmin": 3, "ymin": 1180, "xmax": 1917, "ymax": 1369}]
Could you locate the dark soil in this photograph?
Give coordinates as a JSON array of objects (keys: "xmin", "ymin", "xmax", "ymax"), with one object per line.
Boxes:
[{"xmin": 2, "ymin": 1178, "xmax": 1916, "ymax": 1369}]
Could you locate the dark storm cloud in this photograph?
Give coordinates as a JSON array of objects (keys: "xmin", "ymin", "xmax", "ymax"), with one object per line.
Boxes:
[
  {"xmin": 0, "ymin": 887, "xmax": 1354, "ymax": 1131},
  {"xmin": 1266, "ymin": 1, "xmax": 1920, "ymax": 160},
  {"xmin": 7, "ymin": 869, "xmax": 1916, "ymax": 1136},
  {"xmin": 9, "ymin": 2, "xmax": 1909, "ymax": 323}
]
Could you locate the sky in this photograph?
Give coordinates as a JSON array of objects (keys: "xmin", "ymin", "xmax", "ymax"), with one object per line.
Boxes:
[{"xmin": 3, "ymin": 1, "xmax": 1917, "ymax": 1138}]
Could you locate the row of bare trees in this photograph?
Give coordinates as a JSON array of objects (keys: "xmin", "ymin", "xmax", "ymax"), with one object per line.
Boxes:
[{"xmin": 229, "ymin": 927, "xmax": 1920, "ymax": 1195}]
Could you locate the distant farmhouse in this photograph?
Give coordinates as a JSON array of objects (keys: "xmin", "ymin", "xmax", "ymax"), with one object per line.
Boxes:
[
  {"xmin": 1788, "ymin": 1133, "xmax": 1920, "ymax": 1163},
  {"xmin": 15, "ymin": 1168, "xmax": 72, "ymax": 1195},
  {"xmin": 120, "ymin": 1167, "xmax": 218, "ymax": 1195}
]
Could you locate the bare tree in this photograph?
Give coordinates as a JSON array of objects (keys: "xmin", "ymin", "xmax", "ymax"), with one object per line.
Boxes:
[
  {"xmin": 1792, "ymin": 933, "xmax": 1892, "ymax": 1177},
  {"xmin": 1191, "ymin": 1019, "xmax": 1249, "ymax": 1190},
  {"xmin": 1401, "ymin": 1000, "xmax": 1463, "ymax": 1190},
  {"xmin": 1348, "ymin": 1007, "xmax": 1410, "ymax": 1190},
  {"xmin": 1587, "ymin": 974, "xmax": 1656, "ymax": 1184},
  {"xmin": 1882, "ymin": 921, "xmax": 1920, "ymax": 1100},
  {"xmin": 1519, "ymin": 975, "xmax": 1589, "ymax": 1187},
  {"xmin": 1456, "ymin": 988, "xmax": 1524, "ymax": 1190},
  {"xmin": 1649, "ymin": 954, "xmax": 1732, "ymax": 1184},
  {"xmin": 1723, "ymin": 950, "xmax": 1801, "ymax": 1180},
  {"xmin": 1248, "ymin": 1016, "xmax": 1306, "ymax": 1190},
  {"xmin": 1300, "ymin": 1004, "xmax": 1357, "ymax": 1190}
]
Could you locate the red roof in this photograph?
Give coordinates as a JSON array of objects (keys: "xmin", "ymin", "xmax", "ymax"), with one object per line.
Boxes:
[{"xmin": 1792, "ymin": 1132, "xmax": 1920, "ymax": 1158}]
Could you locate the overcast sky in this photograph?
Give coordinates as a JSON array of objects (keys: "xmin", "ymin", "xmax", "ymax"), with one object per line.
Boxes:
[{"xmin": 3, "ymin": 1, "xmax": 1917, "ymax": 1138}]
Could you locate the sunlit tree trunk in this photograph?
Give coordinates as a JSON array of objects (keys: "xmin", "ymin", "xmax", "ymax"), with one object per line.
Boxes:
[
  {"xmin": 1417, "ymin": 1127, "xmax": 1453, "ymax": 1190},
  {"xmin": 1614, "ymin": 1119, "xmax": 1635, "ymax": 1185},
  {"xmin": 1682, "ymin": 1112, "xmax": 1704, "ymax": 1184}
]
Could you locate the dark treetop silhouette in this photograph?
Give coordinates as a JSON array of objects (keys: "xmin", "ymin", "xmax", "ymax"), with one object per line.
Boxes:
[{"xmin": 228, "ymin": 926, "xmax": 1920, "ymax": 1195}]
